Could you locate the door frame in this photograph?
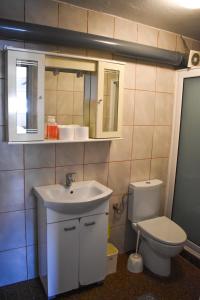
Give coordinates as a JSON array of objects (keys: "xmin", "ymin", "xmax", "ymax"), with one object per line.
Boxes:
[{"xmin": 165, "ymin": 67, "xmax": 200, "ymax": 257}]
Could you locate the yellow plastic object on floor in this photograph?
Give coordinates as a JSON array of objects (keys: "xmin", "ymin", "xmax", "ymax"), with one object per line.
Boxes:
[
  {"xmin": 107, "ymin": 223, "xmax": 111, "ymax": 239},
  {"xmin": 107, "ymin": 243, "xmax": 118, "ymax": 256},
  {"xmin": 107, "ymin": 243, "xmax": 118, "ymax": 275}
]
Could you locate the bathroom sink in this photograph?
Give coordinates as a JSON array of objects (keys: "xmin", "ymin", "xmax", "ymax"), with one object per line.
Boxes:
[{"xmin": 34, "ymin": 180, "xmax": 112, "ymax": 212}]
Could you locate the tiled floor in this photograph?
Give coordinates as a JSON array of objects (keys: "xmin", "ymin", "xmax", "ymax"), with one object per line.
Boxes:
[{"xmin": 0, "ymin": 254, "xmax": 200, "ymax": 300}]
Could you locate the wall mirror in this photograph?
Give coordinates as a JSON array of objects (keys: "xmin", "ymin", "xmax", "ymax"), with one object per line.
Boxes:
[{"xmin": 44, "ymin": 69, "xmax": 89, "ymax": 126}]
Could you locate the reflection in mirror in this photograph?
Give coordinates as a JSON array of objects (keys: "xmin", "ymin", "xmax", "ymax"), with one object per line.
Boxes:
[
  {"xmin": 45, "ymin": 69, "xmax": 87, "ymax": 126},
  {"xmin": 16, "ymin": 60, "xmax": 38, "ymax": 134},
  {"xmin": 103, "ymin": 69, "xmax": 119, "ymax": 132}
]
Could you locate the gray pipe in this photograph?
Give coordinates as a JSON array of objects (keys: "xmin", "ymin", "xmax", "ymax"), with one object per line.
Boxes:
[{"xmin": 0, "ymin": 18, "xmax": 188, "ymax": 68}]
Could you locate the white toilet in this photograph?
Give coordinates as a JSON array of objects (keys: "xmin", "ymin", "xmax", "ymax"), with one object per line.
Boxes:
[{"xmin": 128, "ymin": 179, "xmax": 187, "ymax": 277}]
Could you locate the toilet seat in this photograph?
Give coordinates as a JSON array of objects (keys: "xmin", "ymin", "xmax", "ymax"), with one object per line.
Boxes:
[{"xmin": 138, "ymin": 216, "xmax": 187, "ymax": 246}]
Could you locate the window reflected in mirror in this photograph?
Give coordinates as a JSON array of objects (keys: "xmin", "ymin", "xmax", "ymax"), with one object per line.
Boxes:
[
  {"xmin": 16, "ymin": 59, "xmax": 38, "ymax": 134},
  {"xmin": 102, "ymin": 69, "xmax": 119, "ymax": 132}
]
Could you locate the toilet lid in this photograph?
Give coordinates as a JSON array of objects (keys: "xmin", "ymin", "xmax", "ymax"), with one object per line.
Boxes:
[{"xmin": 138, "ymin": 216, "xmax": 187, "ymax": 245}]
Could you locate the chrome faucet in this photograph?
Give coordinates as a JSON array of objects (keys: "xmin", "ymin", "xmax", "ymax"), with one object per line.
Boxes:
[{"xmin": 65, "ymin": 172, "xmax": 76, "ymax": 187}]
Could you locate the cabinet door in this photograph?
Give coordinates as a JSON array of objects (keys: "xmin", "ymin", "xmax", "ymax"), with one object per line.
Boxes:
[
  {"xmin": 6, "ymin": 50, "xmax": 45, "ymax": 141},
  {"xmin": 96, "ymin": 61, "xmax": 124, "ymax": 138},
  {"xmin": 79, "ymin": 214, "xmax": 108, "ymax": 285},
  {"xmin": 47, "ymin": 219, "xmax": 79, "ymax": 297}
]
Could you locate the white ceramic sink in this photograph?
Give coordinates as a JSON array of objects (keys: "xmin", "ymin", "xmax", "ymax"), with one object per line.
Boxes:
[{"xmin": 34, "ymin": 180, "xmax": 112, "ymax": 212}]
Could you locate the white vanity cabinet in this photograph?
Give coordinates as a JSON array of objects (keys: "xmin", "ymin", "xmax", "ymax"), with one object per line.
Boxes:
[
  {"xmin": 47, "ymin": 219, "xmax": 79, "ymax": 296},
  {"xmin": 37, "ymin": 199, "xmax": 109, "ymax": 298},
  {"xmin": 79, "ymin": 214, "xmax": 108, "ymax": 285}
]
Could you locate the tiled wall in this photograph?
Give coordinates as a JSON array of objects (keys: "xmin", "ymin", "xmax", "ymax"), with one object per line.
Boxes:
[
  {"xmin": 0, "ymin": 0, "xmax": 200, "ymax": 287},
  {"xmin": 45, "ymin": 71, "xmax": 84, "ymax": 126}
]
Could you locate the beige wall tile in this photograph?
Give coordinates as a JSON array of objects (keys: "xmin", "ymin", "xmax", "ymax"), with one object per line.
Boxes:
[
  {"xmin": 25, "ymin": 42, "xmax": 58, "ymax": 52},
  {"xmin": 123, "ymin": 222, "xmax": 135, "ymax": 252},
  {"xmin": 84, "ymin": 163, "xmax": 108, "ymax": 185},
  {"xmin": 136, "ymin": 63, "xmax": 156, "ymax": 91},
  {"xmin": 45, "ymin": 71, "xmax": 57, "ymax": 90},
  {"xmin": 114, "ymin": 17, "xmax": 137, "ymax": 42},
  {"xmin": 158, "ymin": 30, "xmax": 177, "ymax": 51},
  {"xmin": 124, "ymin": 62, "xmax": 135, "ymax": 89},
  {"xmin": 110, "ymin": 225, "xmax": 125, "ymax": 253},
  {"xmin": 0, "ymin": 126, "xmax": 23, "ymax": 170},
  {"xmin": 0, "ymin": 0, "xmax": 24, "ymax": 21},
  {"xmin": 156, "ymin": 67, "xmax": 175, "ymax": 93},
  {"xmin": 150, "ymin": 158, "xmax": 168, "ymax": 183},
  {"xmin": 86, "ymin": 49, "xmax": 112, "ymax": 59},
  {"xmin": 84, "ymin": 142, "xmax": 110, "ymax": 164},
  {"xmin": 57, "ymin": 115, "xmax": 73, "ymax": 125},
  {"xmin": 192, "ymin": 40, "xmax": 200, "ymax": 51},
  {"xmin": 109, "ymin": 126, "xmax": 133, "ymax": 161},
  {"xmin": 56, "ymin": 91, "xmax": 73, "ymax": 115},
  {"xmin": 25, "ymin": 168, "xmax": 55, "ymax": 209},
  {"xmin": 132, "ymin": 126, "xmax": 154, "ymax": 159},
  {"xmin": 88, "ymin": 10, "xmax": 114, "ymax": 38},
  {"xmin": 134, "ymin": 91, "xmax": 155, "ymax": 125},
  {"xmin": 138, "ymin": 24, "xmax": 158, "ymax": 47},
  {"xmin": 73, "ymin": 92, "xmax": 84, "ymax": 115},
  {"xmin": 155, "ymin": 92, "xmax": 173, "ymax": 125},
  {"xmin": 72, "ymin": 115, "xmax": 84, "ymax": 125},
  {"xmin": 45, "ymin": 90, "xmax": 56, "ymax": 116},
  {"xmin": 24, "ymin": 144, "xmax": 55, "ymax": 169},
  {"xmin": 109, "ymin": 195, "xmax": 127, "ymax": 227},
  {"xmin": 25, "ymin": 0, "xmax": 58, "ymax": 27},
  {"xmin": 152, "ymin": 126, "xmax": 171, "ymax": 158},
  {"xmin": 131, "ymin": 159, "xmax": 150, "ymax": 182},
  {"xmin": 176, "ymin": 35, "xmax": 187, "ymax": 53},
  {"xmin": 59, "ymin": 3, "xmax": 87, "ymax": 33},
  {"xmin": 108, "ymin": 161, "xmax": 131, "ymax": 195},
  {"xmin": 123, "ymin": 89, "xmax": 135, "ymax": 126},
  {"xmin": 56, "ymin": 165, "xmax": 83, "ymax": 184},
  {"xmin": 56, "ymin": 143, "xmax": 84, "ymax": 166},
  {"xmin": 58, "ymin": 46, "xmax": 86, "ymax": 56},
  {"xmin": 57, "ymin": 73, "xmax": 74, "ymax": 91},
  {"xmin": 74, "ymin": 76, "xmax": 84, "ymax": 92}
]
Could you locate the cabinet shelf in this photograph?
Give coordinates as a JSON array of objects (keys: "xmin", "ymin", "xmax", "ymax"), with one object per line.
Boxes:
[{"xmin": 8, "ymin": 137, "xmax": 123, "ymax": 144}]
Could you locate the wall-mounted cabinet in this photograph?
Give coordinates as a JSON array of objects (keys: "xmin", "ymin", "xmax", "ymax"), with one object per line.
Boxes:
[
  {"xmin": 90, "ymin": 61, "xmax": 124, "ymax": 138},
  {"xmin": 6, "ymin": 49, "xmax": 45, "ymax": 142},
  {"xmin": 5, "ymin": 48, "xmax": 124, "ymax": 143}
]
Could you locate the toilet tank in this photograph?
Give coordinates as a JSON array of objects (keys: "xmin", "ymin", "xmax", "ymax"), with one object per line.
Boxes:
[{"xmin": 128, "ymin": 179, "xmax": 163, "ymax": 223}]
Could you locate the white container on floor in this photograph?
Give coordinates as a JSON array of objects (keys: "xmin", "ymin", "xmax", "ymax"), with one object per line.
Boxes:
[
  {"xmin": 107, "ymin": 243, "xmax": 118, "ymax": 275},
  {"xmin": 127, "ymin": 253, "xmax": 143, "ymax": 273},
  {"xmin": 74, "ymin": 126, "xmax": 89, "ymax": 140}
]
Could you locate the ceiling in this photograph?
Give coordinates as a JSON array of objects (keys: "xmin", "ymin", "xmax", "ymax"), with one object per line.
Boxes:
[{"xmin": 55, "ymin": 0, "xmax": 200, "ymax": 40}]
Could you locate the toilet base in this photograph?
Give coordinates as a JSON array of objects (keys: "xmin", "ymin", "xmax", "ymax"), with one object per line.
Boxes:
[{"xmin": 140, "ymin": 239, "xmax": 171, "ymax": 277}]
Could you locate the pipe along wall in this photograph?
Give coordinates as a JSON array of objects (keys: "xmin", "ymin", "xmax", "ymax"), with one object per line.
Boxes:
[{"xmin": 0, "ymin": 18, "xmax": 188, "ymax": 68}]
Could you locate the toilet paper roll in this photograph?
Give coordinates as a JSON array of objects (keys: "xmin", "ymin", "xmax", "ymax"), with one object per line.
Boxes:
[
  {"xmin": 74, "ymin": 126, "xmax": 89, "ymax": 140},
  {"xmin": 58, "ymin": 125, "xmax": 74, "ymax": 140}
]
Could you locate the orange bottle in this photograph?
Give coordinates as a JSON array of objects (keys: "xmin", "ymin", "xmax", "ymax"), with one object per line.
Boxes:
[{"xmin": 46, "ymin": 116, "xmax": 58, "ymax": 139}]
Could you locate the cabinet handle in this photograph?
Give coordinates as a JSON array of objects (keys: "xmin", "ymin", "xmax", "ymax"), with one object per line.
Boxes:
[
  {"xmin": 64, "ymin": 226, "xmax": 76, "ymax": 231},
  {"xmin": 84, "ymin": 221, "xmax": 96, "ymax": 227},
  {"xmin": 97, "ymin": 99, "xmax": 103, "ymax": 104}
]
